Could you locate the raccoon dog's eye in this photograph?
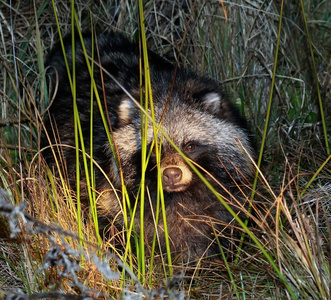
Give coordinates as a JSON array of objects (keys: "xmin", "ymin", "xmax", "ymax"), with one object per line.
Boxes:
[
  {"xmin": 185, "ymin": 142, "xmax": 196, "ymax": 152},
  {"xmin": 151, "ymin": 145, "xmax": 157, "ymax": 156},
  {"xmin": 150, "ymin": 143, "xmax": 162, "ymax": 156}
]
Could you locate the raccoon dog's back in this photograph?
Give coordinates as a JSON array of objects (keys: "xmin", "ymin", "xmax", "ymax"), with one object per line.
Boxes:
[{"xmin": 43, "ymin": 32, "xmax": 255, "ymax": 262}]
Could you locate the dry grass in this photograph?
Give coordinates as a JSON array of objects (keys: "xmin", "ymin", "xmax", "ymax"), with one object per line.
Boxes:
[{"xmin": 0, "ymin": 0, "xmax": 330, "ymax": 299}]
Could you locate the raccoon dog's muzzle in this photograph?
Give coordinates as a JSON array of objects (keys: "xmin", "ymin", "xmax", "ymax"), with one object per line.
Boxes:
[{"xmin": 160, "ymin": 154, "xmax": 193, "ymax": 193}]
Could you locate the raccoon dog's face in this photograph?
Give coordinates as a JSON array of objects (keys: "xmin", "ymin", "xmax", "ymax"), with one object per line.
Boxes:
[{"xmin": 110, "ymin": 89, "xmax": 253, "ymax": 195}]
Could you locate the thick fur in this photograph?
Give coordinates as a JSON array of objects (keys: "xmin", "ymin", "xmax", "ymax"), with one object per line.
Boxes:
[{"xmin": 43, "ymin": 32, "xmax": 255, "ymax": 261}]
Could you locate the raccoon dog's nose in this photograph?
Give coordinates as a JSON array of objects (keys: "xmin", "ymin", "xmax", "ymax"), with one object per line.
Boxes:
[{"xmin": 163, "ymin": 167, "xmax": 182, "ymax": 185}]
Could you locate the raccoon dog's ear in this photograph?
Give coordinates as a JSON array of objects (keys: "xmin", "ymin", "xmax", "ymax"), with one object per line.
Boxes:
[
  {"xmin": 201, "ymin": 92, "xmax": 223, "ymax": 115},
  {"xmin": 201, "ymin": 91, "xmax": 243, "ymax": 125},
  {"xmin": 118, "ymin": 98, "xmax": 133, "ymax": 127}
]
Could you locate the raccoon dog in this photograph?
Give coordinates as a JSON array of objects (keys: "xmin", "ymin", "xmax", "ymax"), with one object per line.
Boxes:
[{"xmin": 43, "ymin": 32, "xmax": 255, "ymax": 261}]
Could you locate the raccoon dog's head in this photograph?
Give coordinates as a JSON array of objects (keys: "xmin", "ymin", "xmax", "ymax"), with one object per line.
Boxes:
[{"xmin": 109, "ymin": 80, "xmax": 254, "ymax": 197}]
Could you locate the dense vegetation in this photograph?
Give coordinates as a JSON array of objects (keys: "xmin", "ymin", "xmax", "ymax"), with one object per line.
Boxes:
[{"xmin": 0, "ymin": 0, "xmax": 330, "ymax": 298}]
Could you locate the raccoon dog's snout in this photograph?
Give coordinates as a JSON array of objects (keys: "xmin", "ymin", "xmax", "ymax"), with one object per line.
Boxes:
[
  {"xmin": 160, "ymin": 153, "xmax": 194, "ymax": 193},
  {"xmin": 162, "ymin": 167, "xmax": 183, "ymax": 192}
]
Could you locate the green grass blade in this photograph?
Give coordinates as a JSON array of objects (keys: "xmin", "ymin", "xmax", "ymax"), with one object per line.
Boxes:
[{"xmin": 299, "ymin": 0, "xmax": 329, "ymax": 155}]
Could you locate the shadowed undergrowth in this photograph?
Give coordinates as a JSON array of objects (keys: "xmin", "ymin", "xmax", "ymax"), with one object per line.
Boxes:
[{"xmin": 0, "ymin": 0, "xmax": 330, "ymax": 299}]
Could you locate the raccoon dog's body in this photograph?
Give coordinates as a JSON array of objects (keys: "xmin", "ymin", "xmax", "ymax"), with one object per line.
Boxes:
[{"xmin": 44, "ymin": 32, "xmax": 255, "ymax": 261}]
